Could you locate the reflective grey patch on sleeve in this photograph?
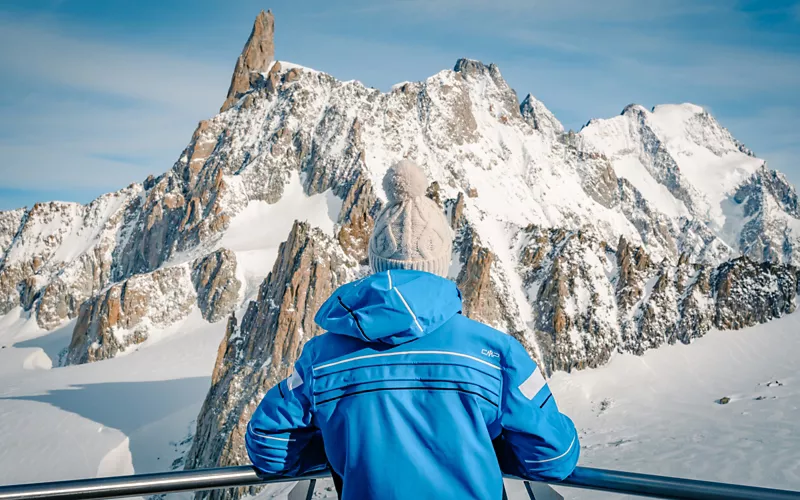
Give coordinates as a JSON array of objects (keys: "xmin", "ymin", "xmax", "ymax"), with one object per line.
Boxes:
[
  {"xmin": 519, "ymin": 368, "xmax": 546, "ymax": 400},
  {"xmin": 287, "ymin": 369, "xmax": 304, "ymax": 391}
]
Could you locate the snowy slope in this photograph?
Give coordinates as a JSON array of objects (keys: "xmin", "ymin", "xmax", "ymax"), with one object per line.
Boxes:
[
  {"xmin": 579, "ymin": 103, "xmax": 798, "ymax": 263},
  {"xmin": 550, "ymin": 311, "xmax": 800, "ymax": 498},
  {"xmin": 581, "ymin": 103, "xmax": 762, "ymax": 220},
  {"xmin": 0, "ymin": 163, "xmax": 346, "ymax": 495},
  {"xmin": 0, "ymin": 308, "xmax": 222, "ymax": 487},
  {"xmin": 217, "ymin": 172, "xmax": 342, "ymax": 300}
]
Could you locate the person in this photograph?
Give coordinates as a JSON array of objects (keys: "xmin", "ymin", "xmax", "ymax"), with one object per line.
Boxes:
[{"xmin": 245, "ymin": 160, "xmax": 580, "ymax": 499}]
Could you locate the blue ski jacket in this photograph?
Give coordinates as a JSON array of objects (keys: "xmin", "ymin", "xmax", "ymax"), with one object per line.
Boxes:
[{"xmin": 246, "ymin": 270, "xmax": 579, "ymax": 499}]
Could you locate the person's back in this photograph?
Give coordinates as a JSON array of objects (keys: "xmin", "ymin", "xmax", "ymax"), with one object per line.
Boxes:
[{"xmin": 245, "ymin": 161, "xmax": 579, "ymax": 499}]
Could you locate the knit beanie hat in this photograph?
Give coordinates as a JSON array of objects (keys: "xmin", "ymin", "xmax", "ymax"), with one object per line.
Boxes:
[{"xmin": 368, "ymin": 160, "xmax": 453, "ymax": 277}]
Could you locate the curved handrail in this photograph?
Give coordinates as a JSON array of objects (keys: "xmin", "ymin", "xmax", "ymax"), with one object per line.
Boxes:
[{"xmin": 0, "ymin": 465, "xmax": 797, "ymax": 500}]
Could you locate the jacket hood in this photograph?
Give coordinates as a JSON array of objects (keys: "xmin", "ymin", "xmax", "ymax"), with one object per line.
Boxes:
[{"xmin": 315, "ymin": 270, "xmax": 462, "ymax": 345}]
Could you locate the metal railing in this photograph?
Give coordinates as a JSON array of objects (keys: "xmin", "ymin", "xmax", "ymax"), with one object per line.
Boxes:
[{"xmin": 0, "ymin": 465, "xmax": 798, "ymax": 500}]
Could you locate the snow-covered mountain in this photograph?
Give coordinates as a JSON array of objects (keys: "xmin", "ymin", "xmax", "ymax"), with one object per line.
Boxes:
[{"xmin": 2, "ymin": 10, "xmax": 800, "ymax": 498}]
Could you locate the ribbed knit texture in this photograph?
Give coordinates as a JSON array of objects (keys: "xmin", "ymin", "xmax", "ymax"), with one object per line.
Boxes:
[{"xmin": 368, "ymin": 160, "xmax": 452, "ymax": 277}]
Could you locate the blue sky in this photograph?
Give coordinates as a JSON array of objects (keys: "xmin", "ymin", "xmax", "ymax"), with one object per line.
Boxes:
[{"xmin": 1, "ymin": 0, "xmax": 798, "ymax": 210}]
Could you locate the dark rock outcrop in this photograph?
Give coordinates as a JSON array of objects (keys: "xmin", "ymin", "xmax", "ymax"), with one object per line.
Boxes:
[
  {"xmin": 517, "ymin": 224, "xmax": 799, "ymax": 372},
  {"xmin": 66, "ymin": 266, "xmax": 196, "ymax": 365},
  {"xmin": 336, "ymin": 174, "xmax": 381, "ymax": 264},
  {"xmin": 733, "ymin": 166, "xmax": 800, "ymax": 264},
  {"xmin": 521, "ymin": 94, "xmax": 564, "ymax": 137},
  {"xmin": 453, "ymin": 222, "xmax": 538, "ymax": 360},
  {"xmin": 221, "ymin": 10, "xmax": 276, "ymax": 112},
  {"xmin": 519, "ymin": 226, "xmax": 618, "ymax": 372},
  {"xmin": 185, "ymin": 222, "xmax": 354, "ymax": 499},
  {"xmin": 192, "ymin": 249, "xmax": 241, "ymax": 322},
  {"xmin": 712, "ymin": 257, "xmax": 796, "ymax": 329}
]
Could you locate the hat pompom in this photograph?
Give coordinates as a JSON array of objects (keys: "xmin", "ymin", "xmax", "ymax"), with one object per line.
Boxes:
[{"xmin": 383, "ymin": 160, "xmax": 428, "ymax": 203}]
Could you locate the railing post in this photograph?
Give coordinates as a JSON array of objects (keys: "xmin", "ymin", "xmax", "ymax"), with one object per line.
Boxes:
[{"xmin": 304, "ymin": 479, "xmax": 316, "ymax": 500}]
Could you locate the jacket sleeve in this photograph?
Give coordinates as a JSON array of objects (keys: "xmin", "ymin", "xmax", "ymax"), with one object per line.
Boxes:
[
  {"xmin": 494, "ymin": 337, "xmax": 580, "ymax": 481},
  {"xmin": 245, "ymin": 344, "xmax": 327, "ymax": 476}
]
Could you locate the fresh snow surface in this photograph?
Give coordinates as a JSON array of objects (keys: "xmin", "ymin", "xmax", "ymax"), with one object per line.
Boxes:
[
  {"xmin": 275, "ymin": 61, "xmax": 319, "ymax": 74},
  {"xmin": 644, "ymin": 105, "xmax": 763, "ymax": 212},
  {"xmin": 548, "ymin": 312, "xmax": 800, "ymax": 498},
  {"xmin": 579, "ymin": 103, "xmax": 763, "ymax": 233},
  {"xmin": 354, "ymin": 68, "xmax": 648, "ymax": 254},
  {"xmin": 4, "ymin": 191, "xmax": 134, "ymax": 267},
  {"xmin": 219, "ymin": 172, "xmax": 342, "ymax": 299},
  {"xmin": 50, "ymin": 193, "xmax": 130, "ymax": 264},
  {"xmin": 613, "ymin": 156, "xmax": 689, "ymax": 218},
  {"xmin": 0, "ymin": 308, "xmax": 224, "ymax": 497},
  {"xmin": 2, "ymin": 301, "xmax": 799, "ymax": 498}
]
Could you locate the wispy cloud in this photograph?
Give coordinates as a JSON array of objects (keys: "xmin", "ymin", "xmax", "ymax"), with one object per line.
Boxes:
[
  {"xmin": 0, "ymin": 187, "xmax": 106, "ymax": 210},
  {"xmin": 356, "ymin": 0, "xmax": 724, "ymax": 21},
  {"xmin": 0, "ymin": 98, "xmax": 194, "ymax": 190},
  {"xmin": 0, "ymin": 12, "xmax": 231, "ymax": 208},
  {"xmin": 0, "ymin": 14, "xmax": 230, "ymax": 111}
]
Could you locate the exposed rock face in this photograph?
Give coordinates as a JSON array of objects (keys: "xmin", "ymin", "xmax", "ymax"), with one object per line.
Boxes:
[
  {"xmin": 426, "ymin": 181, "xmax": 443, "ymax": 208},
  {"xmin": 519, "ymin": 226, "xmax": 618, "ymax": 372},
  {"xmin": 0, "ymin": 208, "xmax": 24, "ymax": 256},
  {"xmin": 614, "ymin": 235, "xmax": 652, "ymax": 310},
  {"xmin": 66, "ymin": 266, "xmax": 196, "ymax": 365},
  {"xmin": 456, "ymin": 225, "xmax": 509, "ymax": 331},
  {"xmin": 221, "ymin": 10, "xmax": 276, "ymax": 112},
  {"xmin": 110, "ymin": 123, "xmax": 245, "ymax": 282},
  {"xmin": 192, "ymin": 249, "xmax": 241, "ymax": 322},
  {"xmin": 733, "ymin": 166, "xmax": 800, "ymax": 264},
  {"xmin": 626, "ymin": 105, "xmax": 700, "ymax": 214},
  {"xmin": 336, "ymin": 174, "xmax": 381, "ymax": 263},
  {"xmin": 453, "ymin": 220, "xmax": 539, "ymax": 360},
  {"xmin": 521, "ymin": 94, "xmax": 564, "ymax": 138},
  {"xmin": 555, "ymin": 132, "xmax": 620, "ymax": 210},
  {"xmin": 185, "ymin": 222, "xmax": 354, "ymax": 499},
  {"xmin": 0, "ymin": 264, "xmax": 24, "ymax": 316},
  {"xmin": 35, "ymin": 243, "xmax": 121, "ymax": 330},
  {"xmin": 454, "ymin": 58, "xmax": 519, "ymax": 120},
  {"xmin": 711, "ymin": 257, "xmax": 797, "ymax": 329},
  {"xmin": 516, "ymin": 224, "xmax": 798, "ymax": 372},
  {"xmin": 0, "ymin": 190, "xmax": 141, "ymax": 327},
  {"xmin": 448, "ymin": 192, "xmax": 465, "ymax": 230}
]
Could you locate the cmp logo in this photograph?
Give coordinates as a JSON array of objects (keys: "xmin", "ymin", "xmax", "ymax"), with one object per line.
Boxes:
[{"xmin": 481, "ymin": 349, "xmax": 500, "ymax": 358}]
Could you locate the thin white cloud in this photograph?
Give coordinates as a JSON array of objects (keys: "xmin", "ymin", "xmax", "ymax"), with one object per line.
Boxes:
[
  {"xmin": 504, "ymin": 22, "xmax": 800, "ymax": 95},
  {"xmin": 0, "ymin": 98, "xmax": 196, "ymax": 190},
  {"xmin": 723, "ymin": 107, "xmax": 800, "ymax": 149},
  {"xmin": 505, "ymin": 30, "xmax": 589, "ymax": 55},
  {"xmin": 0, "ymin": 13, "xmax": 230, "ymax": 112},
  {"xmin": 356, "ymin": 0, "xmax": 723, "ymax": 21},
  {"xmin": 0, "ymin": 12, "xmax": 232, "ymax": 200}
]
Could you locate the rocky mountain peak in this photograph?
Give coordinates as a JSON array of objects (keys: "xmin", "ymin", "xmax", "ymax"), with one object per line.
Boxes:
[
  {"xmin": 621, "ymin": 103, "xmax": 648, "ymax": 117},
  {"xmin": 220, "ymin": 10, "xmax": 276, "ymax": 112},
  {"xmin": 453, "ymin": 58, "xmax": 506, "ymax": 87},
  {"xmin": 453, "ymin": 58, "xmax": 491, "ymax": 76},
  {"xmin": 520, "ymin": 93, "xmax": 565, "ymax": 137}
]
